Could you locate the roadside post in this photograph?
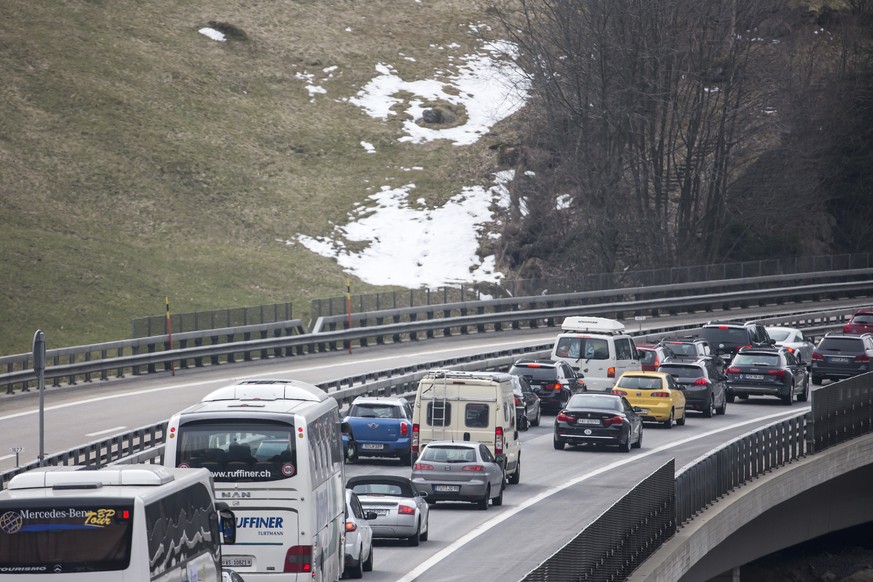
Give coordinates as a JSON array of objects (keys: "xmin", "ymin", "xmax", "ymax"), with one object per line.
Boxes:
[{"xmin": 33, "ymin": 329, "xmax": 46, "ymax": 466}]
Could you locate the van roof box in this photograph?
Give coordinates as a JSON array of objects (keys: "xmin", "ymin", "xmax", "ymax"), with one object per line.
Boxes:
[{"xmin": 561, "ymin": 316, "xmax": 625, "ymax": 334}]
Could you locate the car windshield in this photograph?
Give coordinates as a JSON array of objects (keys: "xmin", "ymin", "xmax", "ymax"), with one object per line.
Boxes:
[
  {"xmin": 732, "ymin": 354, "xmax": 780, "ymax": 366},
  {"xmin": 766, "ymin": 329, "xmax": 792, "ymax": 342},
  {"xmin": 850, "ymin": 314, "xmax": 873, "ymax": 324},
  {"xmin": 638, "ymin": 350, "xmax": 657, "ymax": 365},
  {"xmin": 701, "ymin": 327, "xmax": 749, "ymax": 345},
  {"xmin": 659, "ymin": 365, "xmax": 703, "ymax": 379},
  {"xmin": 818, "ymin": 338, "xmax": 865, "ymax": 351},
  {"xmin": 510, "ymin": 366, "xmax": 557, "ymax": 382},
  {"xmin": 616, "ymin": 376, "xmax": 664, "ymax": 390},
  {"xmin": 350, "ymin": 481, "xmax": 412, "ymax": 497},
  {"xmin": 419, "ymin": 446, "xmax": 476, "ymax": 463},
  {"xmin": 664, "ymin": 343, "xmax": 696, "ymax": 356},
  {"xmin": 349, "ymin": 403, "xmax": 402, "ymax": 418},
  {"xmin": 555, "ymin": 337, "xmax": 609, "ymax": 360},
  {"xmin": 568, "ymin": 395, "xmax": 620, "ymax": 410}
]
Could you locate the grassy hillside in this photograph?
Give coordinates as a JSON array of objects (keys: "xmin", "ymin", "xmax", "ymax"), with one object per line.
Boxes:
[{"xmin": 0, "ymin": 0, "xmax": 511, "ymax": 355}]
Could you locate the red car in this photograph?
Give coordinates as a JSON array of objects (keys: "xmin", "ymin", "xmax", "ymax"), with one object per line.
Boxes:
[
  {"xmin": 843, "ymin": 310, "xmax": 873, "ymax": 334},
  {"xmin": 636, "ymin": 343, "xmax": 676, "ymax": 372}
]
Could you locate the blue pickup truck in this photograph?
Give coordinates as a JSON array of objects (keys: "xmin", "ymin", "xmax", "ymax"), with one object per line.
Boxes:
[{"xmin": 343, "ymin": 396, "xmax": 414, "ymax": 466}]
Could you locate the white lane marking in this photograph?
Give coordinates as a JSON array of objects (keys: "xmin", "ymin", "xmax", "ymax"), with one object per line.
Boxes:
[
  {"xmin": 396, "ymin": 408, "xmax": 804, "ymax": 582},
  {"xmin": 0, "ymin": 338, "xmax": 545, "ymax": 422},
  {"xmin": 85, "ymin": 426, "xmax": 128, "ymax": 437}
]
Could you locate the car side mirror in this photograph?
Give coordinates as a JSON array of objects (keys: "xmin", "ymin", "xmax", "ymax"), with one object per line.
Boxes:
[
  {"xmin": 633, "ymin": 406, "xmax": 644, "ymax": 412},
  {"xmin": 418, "ymin": 491, "xmax": 428, "ymax": 498},
  {"xmin": 365, "ymin": 511, "xmax": 379, "ymax": 520},
  {"xmin": 216, "ymin": 505, "xmax": 236, "ymax": 545}
]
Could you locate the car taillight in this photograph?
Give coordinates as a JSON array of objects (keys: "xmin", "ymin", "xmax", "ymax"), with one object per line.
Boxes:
[
  {"xmin": 546, "ymin": 382, "xmax": 561, "ymax": 391},
  {"xmin": 651, "ymin": 392, "xmax": 671, "ymax": 397},
  {"xmin": 398, "ymin": 504, "xmax": 416, "ymax": 514},
  {"xmin": 556, "ymin": 412, "xmax": 575, "ymax": 423},
  {"xmin": 767, "ymin": 369, "xmax": 786, "ymax": 377},
  {"xmin": 412, "ymin": 423, "xmax": 420, "ymax": 453},
  {"xmin": 602, "ymin": 416, "xmax": 623, "ymax": 426},
  {"xmin": 607, "ymin": 367, "xmax": 616, "ymax": 378},
  {"xmin": 611, "ymin": 389, "xmax": 627, "ymax": 396},
  {"xmin": 461, "ymin": 465, "xmax": 485, "ymax": 472},
  {"xmin": 653, "ymin": 359, "xmax": 660, "ymax": 367},
  {"xmin": 514, "ymin": 396, "xmax": 522, "ymax": 406},
  {"xmin": 345, "ymin": 520, "xmax": 358, "ymax": 533},
  {"xmin": 284, "ymin": 545, "xmax": 312, "ymax": 574},
  {"xmin": 414, "ymin": 462, "xmax": 434, "ymax": 470},
  {"xmin": 844, "ymin": 324, "xmax": 851, "ymax": 332},
  {"xmin": 856, "ymin": 354, "xmax": 871, "ymax": 362},
  {"xmin": 726, "ymin": 367, "xmax": 741, "ymax": 374},
  {"xmin": 811, "ymin": 352, "xmax": 824, "ymax": 361},
  {"xmin": 495, "ymin": 426, "xmax": 504, "ymax": 455},
  {"xmin": 400, "ymin": 422, "xmax": 409, "ymax": 437},
  {"xmin": 693, "ymin": 378, "xmax": 708, "ymax": 385}
]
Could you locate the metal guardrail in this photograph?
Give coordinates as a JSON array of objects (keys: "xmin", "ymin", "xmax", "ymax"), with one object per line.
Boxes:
[{"xmin": 3, "ymin": 273, "xmax": 872, "ymax": 395}]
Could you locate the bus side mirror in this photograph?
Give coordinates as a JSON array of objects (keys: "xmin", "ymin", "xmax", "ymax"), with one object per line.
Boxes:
[{"xmin": 216, "ymin": 503, "xmax": 236, "ymax": 544}]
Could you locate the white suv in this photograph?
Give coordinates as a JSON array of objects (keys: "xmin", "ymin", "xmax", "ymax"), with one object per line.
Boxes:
[{"xmin": 550, "ymin": 316, "xmax": 641, "ymax": 391}]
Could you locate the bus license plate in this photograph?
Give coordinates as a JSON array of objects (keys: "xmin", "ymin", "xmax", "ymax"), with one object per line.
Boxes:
[
  {"xmin": 361, "ymin": 443, "xmax": 384, "ymax": 450},
  {"xmin": 222, "ymin": 558, "xmax": 253, "ymax": 568},
  {"xmin": 434, "ymin": 485, "xmax": 460, "ymax": 493}
]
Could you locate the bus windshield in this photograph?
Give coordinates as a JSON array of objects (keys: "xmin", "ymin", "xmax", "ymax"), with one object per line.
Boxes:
[
  {"xmin": 0, "ymin": 501, "xmax": 134, "ymax": 573},
  {"xmin": 175, "ymin": 419, "xmax": 298, "ymax": 483}
]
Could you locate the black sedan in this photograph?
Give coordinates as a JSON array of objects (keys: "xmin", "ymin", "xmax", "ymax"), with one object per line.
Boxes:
[
  {"xmin": 725, "ymin": 347, "xmax": 810, "ymax": 405},
  {"xmin": 510, "ymin": 374, "xmax": 541, "ymax": 430},
  {"xmin": 553, "ymin": 393, "xmax": 643, "ymax": 453}
]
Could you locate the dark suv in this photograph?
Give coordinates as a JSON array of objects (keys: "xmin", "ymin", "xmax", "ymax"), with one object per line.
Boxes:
[
  {"xmin": 658, "ymin": 336, "xmax": 725, "ymax": 372},
  {"xmin": 810, "ymin": 333, "xmax": 873, "ymax": 385},
  {"xmin": 658, "ymin": 359, "xmax": 727, "ymax": 417},
  {"xmin": 699, "ymin": 321, "xmax": 774, "ymax": 362},
  {"xmin": 724, "ymin": 346, "xmax": 809, "ymax": 405},
  {"xmin": 508, "ymin": 359, "xmax": 585, "ymax": 413}
]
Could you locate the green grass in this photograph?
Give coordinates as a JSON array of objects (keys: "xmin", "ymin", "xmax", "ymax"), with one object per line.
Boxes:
[{"xmin": 0, "ymin": 0, "xmax": 513, "ymax": 355}]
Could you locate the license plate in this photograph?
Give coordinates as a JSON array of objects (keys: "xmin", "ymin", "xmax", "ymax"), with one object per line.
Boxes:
[
  {"xmin": 744, "ymin": 374, "xmax": 764, "ymax": 380},
  {"xmin": 577, "ymin": 418, "xmax": 599, "ymax": 425},
  {"xmin": 222, "ymin": 558, "xmax": 252, "ymax": 568},
  {"xmin": 361, "ymin": 443, "xmax": 384, "ymax": 450},
  {"xmin": 372, "ymin": 508, "xmax": 389, "ymax": 516},
  {"xmin": 830, "ymin": 357, "xmax": 850, "ymax": 363},
  {"xmin": 433, "ymin": 485, "xmax": 460, "ymax": 493}
]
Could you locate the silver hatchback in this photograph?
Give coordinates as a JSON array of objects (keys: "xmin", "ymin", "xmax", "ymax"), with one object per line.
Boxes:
[{"xmin": 411, "ymin": 441, "xmax": 505, "ymax": 510}]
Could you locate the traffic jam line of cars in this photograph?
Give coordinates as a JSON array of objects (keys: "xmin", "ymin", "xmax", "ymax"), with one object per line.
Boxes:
[{"xmin": 336, "ymin": 312, "xmax": 872, "ymax": 578}]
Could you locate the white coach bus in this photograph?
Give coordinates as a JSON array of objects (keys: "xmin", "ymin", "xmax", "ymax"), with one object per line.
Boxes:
[
  {"xmin": 0, "ymin": 464, "xmax": 236, "ymax": 581},
  {"xmin": 164, "ymin": 379, "xmax": 346, "ymax": 582}
]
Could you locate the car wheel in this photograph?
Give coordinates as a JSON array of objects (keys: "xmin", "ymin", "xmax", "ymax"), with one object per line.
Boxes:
[
  {"xmin": 363, "ymin": 545, "xmax": 374, "ymax": 572},
  {"xmin": 703, "ymin": 396, "xmax": 715, "ymax": 418},
  {"xmin": 620, "ymin": 432, "xmax": 632, "ymax": 453},
  {"xmin": 781, "ymin": 383, "xmax": 794, "ymax": 405},
  {"xmin": 508, "ymin": 456, "xmax": 520, "ymax": 485},
  {"xmin": 716, "ymin": 394, "xmax": 727, "ymax": 415},
  {"xmin": 663, "ymin": 409, "xmax": 674, "ymax": 429},
  {"xmin": 797, "ymin": 378, "xmax": 809, "ymax": 402},
  {"xmin": 632, "ymin": 426, "xmax": 643, "ymax": 449},
  {"xmin": 726, "ymin": 392, "xmax": 736, "ymax": 403},
  {"xmin": 676, "ymin": 409, "xmax": 686, "ymax": 426},
  {"xmin": 478, "ymin": 486, "xmax": 490, "ymax": 510},
  {"xmin": 812, "ymin": 375, "xmax": 823, "ymax": 386},
  {"xmin": 738, "ymin": 394, "xmax": 749, "ymax": 400},
  {"xmin": 407, "ymin": 521, "xmax": 421, "ymax": 546},
  {"xmin": 493, "ymin": 482, "xmax": 504, "ymax": 506},
  {"xmin": 553, "ymin": 438, "xmax": 565, "ymax": 450},
  {"xmin": 531, "ymin": 406, "xmax": 541, "ymax": 427},
  {"xmin": 420, "ymin": 516, "xmax": 429, "ymax": 542},
  {"xmin": 348, "ymin": 546, "xmax": 364, "ymax": 579},
  {"xmin": 400, "ymin": 451, "xmax": 412, "ymax": 466}
]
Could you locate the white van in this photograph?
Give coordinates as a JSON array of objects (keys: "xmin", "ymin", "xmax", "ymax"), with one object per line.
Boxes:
[
  {"xmin": 0, "ymin": 464, "xmax": 235, "ymax": 581},
  {"xmin": 550, "ymin": 316, "xmax": 642, "ymax": 391},
  {"xmin": 412, "ymin": 370, "xmax": 521, "ymax": 485}
]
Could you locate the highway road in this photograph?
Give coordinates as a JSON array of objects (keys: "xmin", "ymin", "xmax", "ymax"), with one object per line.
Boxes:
[{"xmin": 0, "ymin": 300, "xmax": 864, "ymax": 580}]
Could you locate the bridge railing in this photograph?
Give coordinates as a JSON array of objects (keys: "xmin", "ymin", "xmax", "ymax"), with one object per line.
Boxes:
[{"xmin": 2, "ymin": 270, "xmax": 871, "ymax": 395}]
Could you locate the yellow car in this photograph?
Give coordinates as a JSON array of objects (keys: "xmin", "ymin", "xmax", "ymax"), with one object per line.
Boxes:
[{"xmin": 611, "ymin": 371, "xmax": 687, "ymax": 428}]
